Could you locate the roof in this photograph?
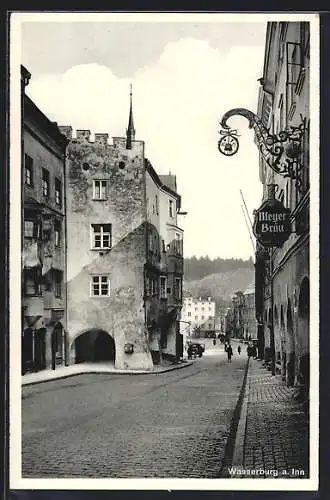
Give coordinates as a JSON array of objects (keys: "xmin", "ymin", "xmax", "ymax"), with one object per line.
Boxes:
[
  {"xmin": 159, "ymin": 175, "xmax": 177, "ymax": 193},
  {"xmin": 145, "ymin": 159, "xmax": 181, "ymax": 204},
  {"xmin": 24, "ymin": 94, "xmax": 68, "ymax": 150}
]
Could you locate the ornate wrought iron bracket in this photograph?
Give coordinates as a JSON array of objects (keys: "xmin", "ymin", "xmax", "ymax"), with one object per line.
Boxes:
[{"xmin": 218, "ymin": 108, "xmax": 307, "ymax": 193}]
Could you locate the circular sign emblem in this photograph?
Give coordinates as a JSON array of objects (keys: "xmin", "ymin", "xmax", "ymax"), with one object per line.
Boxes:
[
  {"xmin": 218, "ymin": 134, "xmax": 239, "ymax": 156},
  {"xmin": 253, "ymin": 199, "xmax": 291, "ymax": 248}
]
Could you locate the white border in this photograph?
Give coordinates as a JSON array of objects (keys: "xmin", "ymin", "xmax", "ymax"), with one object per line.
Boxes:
[{"xmin": 10, "ymin": 12, "xmax": 319, "ymax": 491}]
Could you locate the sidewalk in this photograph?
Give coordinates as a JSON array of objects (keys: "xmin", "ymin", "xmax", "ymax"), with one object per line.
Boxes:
[
  {"xmin": 21, "ymin": 359, "xmax": 193, "ymax": 386},
  {"xmin": 229, "ymin": 358, "xmax": 309, "ymax": 479}
]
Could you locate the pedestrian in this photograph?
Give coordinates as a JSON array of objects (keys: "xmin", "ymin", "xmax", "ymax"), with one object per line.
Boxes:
[
  {"xmin": 247, "ymin": 344, "xmax": 254, "ymax": 358},
  {"xmin": 213, "ymin": 338, "xmax": 216, "ymax": 346},
  {"xmin": 226, "ymin": 344, "xmax": 233, "ymax": 363},
  {"xmin": 237, "ymin": 345, "xmax": 241, "ymax": 355}
]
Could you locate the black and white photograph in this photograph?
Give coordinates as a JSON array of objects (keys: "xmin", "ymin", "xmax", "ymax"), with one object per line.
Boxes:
[{"xmin": 9, "ymin": 12, "xmax": 319, "ymax": 491}]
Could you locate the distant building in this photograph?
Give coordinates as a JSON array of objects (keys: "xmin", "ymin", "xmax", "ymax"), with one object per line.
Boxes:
[
  {"xmin": 22, "ymin": 66, "xmax": 68, "ymax": 374},
  {"xmin": 180, "ymin": 297, "xmax": 216, "ymax": 337},
  {"xmin": 60, "ymin": 89, "xmax": 184, "ymax": 370},
  {"xmin": 227, "ymin": 291, "xmax": 245, "ymax": 339},
  {"xmin": 242, "ymin": 285, "xmax": 257, "ymax": 340}
]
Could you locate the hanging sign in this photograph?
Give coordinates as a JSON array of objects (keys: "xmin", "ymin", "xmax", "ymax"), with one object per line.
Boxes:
[{"xmin": 253, "ymin": 198, "xmax": 291, "ymax": 248}]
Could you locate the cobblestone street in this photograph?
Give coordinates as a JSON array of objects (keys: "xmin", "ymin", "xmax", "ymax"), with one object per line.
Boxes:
[{"xmin": 22, "ymin": 349, "xmax": 247, "ymax": 478}]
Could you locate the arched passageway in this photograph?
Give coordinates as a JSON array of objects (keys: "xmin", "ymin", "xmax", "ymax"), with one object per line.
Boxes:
[
  {"xmin": 74, "ymin": 329, "xmax": 116, "ymax": 364},
  {"xmin": 297, "ymin": 277, "xmax": 310, "ymax": 393}
]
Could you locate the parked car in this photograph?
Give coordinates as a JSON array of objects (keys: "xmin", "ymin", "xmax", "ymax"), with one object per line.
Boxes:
[{"xmin": 188, "ymin": 342, "xmax": 204, "ymax": 358}]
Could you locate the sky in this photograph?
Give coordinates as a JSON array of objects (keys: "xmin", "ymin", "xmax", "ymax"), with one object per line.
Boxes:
[{"xmin": 19, "ymin": 14, "xmax": 267, "ymax": 260}]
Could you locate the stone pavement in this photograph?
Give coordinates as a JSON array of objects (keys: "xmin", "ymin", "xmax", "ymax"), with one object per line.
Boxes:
[
  {"xmin": 227, "ymin": 357, "xmax": 309, "ymax": 479},
  {"xmin": 21, "ymin": 359, "xmax": 193, "ymax": 386}
]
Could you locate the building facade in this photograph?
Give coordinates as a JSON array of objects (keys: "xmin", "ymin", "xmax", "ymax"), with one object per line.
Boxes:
[
  {"xmin": 242, "ymin": 286, "xmax": 257, "ymax": 341},
  {"xmin": 225, "ymin": 291, "xmax": 245, "ymax": 339},
  {"xmin": 22, "ymin": 66, "xmax": 68, "ymax": 374},
  {"xmin": 255, "ymin": 22, "xmax": 310, "ymax": 392},
  {"xmin": 59, "ymin": 91, "xmax": 184, "ymax": 370},
  {"xmin": 180, "ymin": 297, "xmax": 216, "ymax": 337}
]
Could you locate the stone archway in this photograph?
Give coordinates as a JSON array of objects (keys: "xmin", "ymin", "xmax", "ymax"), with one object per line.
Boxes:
[
  {"xmin": 286, "ymin": 299, "xmax": 295, "ymax": 386},
  {"xmin": 73, "ymin": 329, "xmax": 116, "ymax": 364}
]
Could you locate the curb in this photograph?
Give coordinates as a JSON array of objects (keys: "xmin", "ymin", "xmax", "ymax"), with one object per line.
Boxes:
[
  {"xmin": 219, "ymin": 356, "xmax": 250, "ymax": 478},
  {"xmin": 231, "ymin": 360, "xmax": 250, "ymax": 471},
  {"xmin": 22, "ymin": 361, "xmax": 194, "ymax": 387}
]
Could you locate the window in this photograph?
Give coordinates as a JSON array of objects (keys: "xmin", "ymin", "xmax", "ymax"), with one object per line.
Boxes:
[
  {"xmin": 25, "ymin": 154, "xmax": 33, "ymax": 186},
  {"xmin": 55, "ymin": 178, "xmax": 62, "ymax": 206},
  {"xmin": 188, "ymin": 312, "xmax": 191, "ymax": 317},
  {"xmin": 195, "ymin": 316, "xmax": 198, "ymax": 321},
  {"xmin": 93, "ymin": 180, "xmax": 107, "ymax": 200},
  {"xmin": 24, "ymin": 220, "xmax": 34, "ymax": 238},
  {"xmin": 174, "ymin": 277, "xmax": 182, "ymax": 300},
  {"xmin": 91, "ymin": 224, "xmax": 112, "ymax": 249},
  {"xmin": 24, "ymin": 220, "xmax": 40, "ymax": 239},
  {"xmin": 54, "ymin": 221, "xmax": 61, "ymax": 247},
  {"xmin": 24, "ymin": 268, "xmax": 40, "ymax": 296},
  {"xmin": 175, "ymin": 233, "xmax": 182, "ymax": 255},
  {"xmin": 155, "ymin": 195, "xmax": 159, "ymax": 215},
  {"xmin": 160, "ymin": 276, "xmax": 167, "ymax": 299},
  {"xmin": 201, "ymin": 316, "xmax": 204, "ymax": 320},
  {"xmin": 42, "ymin": 168, "xmax": 50, "ymax": 197},
  {"xmin": 54, "ymin": 270, "xmax": 63, "ymax": 297},
  {"xmin": 209, "ymin": 323, "xmax": 212, "ymax": 329},
  {"xmin": 209, "ymin": 315, "xmax": 212, "ymax": 319},
  {"xmin": 152, "ymin": 277, "xmax": 159, "ymax": 296},
  {"xmin": 169, "ymin": 200, "xmax": 173, "ymax": 218},
  {"xmin": 91, "ymin": 275, "xmax": 110, "ymax": 296}
]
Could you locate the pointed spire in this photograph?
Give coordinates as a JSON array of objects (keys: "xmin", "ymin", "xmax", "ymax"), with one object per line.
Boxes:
[{"xmin": 126, "ymin": 83, "xmax": 135, "ymax": 149}]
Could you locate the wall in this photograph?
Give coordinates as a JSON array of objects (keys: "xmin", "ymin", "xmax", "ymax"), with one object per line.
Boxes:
[{"xmin": 64, "ymin": 130, "xmax": 153, "ymax": 370}]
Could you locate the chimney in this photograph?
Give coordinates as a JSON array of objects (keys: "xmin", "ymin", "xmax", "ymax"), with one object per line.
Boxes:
[{"xmin": 58, "ymin": 126, "xmax": 73, "ymax": 140}]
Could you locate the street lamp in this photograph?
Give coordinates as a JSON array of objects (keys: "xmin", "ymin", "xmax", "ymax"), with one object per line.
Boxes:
[{"xmin": 218, "ymin": 107, "xmax": 307, "ymax": 376}]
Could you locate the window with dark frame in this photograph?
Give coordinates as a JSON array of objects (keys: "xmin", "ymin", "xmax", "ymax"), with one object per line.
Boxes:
[
  {"xmin": 91, "ymin": 224, "xmax": 112, "ymax": 249},
  {"xmin": 169, "ymin": 199, "xmax": 173, "ymax": 218},
  {"xmin": 93, "ymin": 179, "xmax": 107, "ymax": 200},
  {"xmin": 25, "ymin": 154, "xmax": 33, "ymax": 186},
  {"xmin": 160, "ymin": 276, "xmax": 167, "ymax": 298},
  {"xmin": 174, "ymin": 277, "xmax": 182, "ymax": 300},
  {"xmin": 91, "ymin": 275, "xmax": 110, "ymax": 296},
  {"xmin": 55, "ymin": 178, "xmax": 62, "ymax": 206},
  {"xmin": 54, "ymin": 270, "xmax": 63, "ymax": 297},
  {"xmin": 42, "ymin": 168, "xmax": 50, "ymax": 197}
]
